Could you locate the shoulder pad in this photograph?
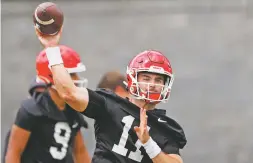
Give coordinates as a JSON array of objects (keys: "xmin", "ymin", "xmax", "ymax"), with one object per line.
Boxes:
[
  {"xmin": 95, "ymin": 88, "xmax": 123, "ymax": 102},
  {"xmin": 158, "ymin": 114, "xmax": 187, "ymax": 149},
  {"xmin": 20, "ymin": 97, "xmax": 45, "ymax": 116}
]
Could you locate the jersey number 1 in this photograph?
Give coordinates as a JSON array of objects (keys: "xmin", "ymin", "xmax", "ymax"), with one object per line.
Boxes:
[
  {"xmin": 112, "ymin": 115, "xmax": 150, "ymax": 162},
  {"xmin": 50, "ymin": 122, "xmax": 71, "ymax": 160}
]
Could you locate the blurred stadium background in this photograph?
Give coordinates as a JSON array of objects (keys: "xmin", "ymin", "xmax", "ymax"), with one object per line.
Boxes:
[{"xmin": 1, "ymin": 0, "xmax": 253, "ymax": 163}]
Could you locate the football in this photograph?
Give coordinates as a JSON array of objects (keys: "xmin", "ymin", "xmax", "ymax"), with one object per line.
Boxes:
[{"xmin": 33, "ymin": 2, "xmax": 64, "ymax": 35}]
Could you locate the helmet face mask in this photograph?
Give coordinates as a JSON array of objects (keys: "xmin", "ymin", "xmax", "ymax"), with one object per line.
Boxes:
[
  {"xmin": 36, "ymin": 45, "xmax": 88, "ymax": 88},
  {"xmin": 73, "ymin": 77, "xmax": 88, "ymax": 88},
  {"xmin": 126, "ymin": 50, "xmax": 174, "ymax": 104}
]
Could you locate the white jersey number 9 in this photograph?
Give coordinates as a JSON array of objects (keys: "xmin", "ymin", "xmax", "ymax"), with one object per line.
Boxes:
[{"xmin": 49, "ymin": 122, "xmax": 71, "ymax": 160}]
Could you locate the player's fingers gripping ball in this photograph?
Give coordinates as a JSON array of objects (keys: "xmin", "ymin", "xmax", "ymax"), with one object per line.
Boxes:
[{"xmin": 35, "ymin": 28, "xmax": 62, "ymax": 48}]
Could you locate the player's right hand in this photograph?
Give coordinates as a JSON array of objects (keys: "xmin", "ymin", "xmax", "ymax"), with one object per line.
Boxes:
[
  {"xmin": 35, "ymin": 26, "xmax": 62, "ymax": 48},
  {"xmin": 134, "ymin": 108, "xmax": 150, "ymax": 144}
]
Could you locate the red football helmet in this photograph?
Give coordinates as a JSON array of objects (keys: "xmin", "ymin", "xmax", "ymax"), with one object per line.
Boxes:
[
  {"xmin": 36, "ymin": 45, "xmax": 88, "ymax": 87},
  {"xmin": 126, "ymin": 50, "xmax": 174, "ymax": 104}
]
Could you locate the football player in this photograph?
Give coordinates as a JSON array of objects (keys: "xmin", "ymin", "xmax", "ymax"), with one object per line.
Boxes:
[
  {"xmin": 4, "ymin": 45, "xmax": 91, "ymax": 163},
  {"xmin": 35, "ymin": 29, "xmax": 187, "ymax": 163},
  {"xmin": 96, "ymin": 71, "xmax": 129, "ymax": 98}
]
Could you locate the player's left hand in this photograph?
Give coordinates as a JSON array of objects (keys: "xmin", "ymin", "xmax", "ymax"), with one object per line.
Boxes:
[{"xmin": 134, "ymin": 108, "xmax": 150, "ymax": 144}]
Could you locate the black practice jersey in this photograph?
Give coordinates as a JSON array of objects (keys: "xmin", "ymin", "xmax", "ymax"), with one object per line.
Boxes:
[
  {"xmin": 3, "ymin": 80, "xmax": 87, "ymax": 163},
  {"xmin": 83, "ymin": 89, "xmax": 187, "ymax": 163}
]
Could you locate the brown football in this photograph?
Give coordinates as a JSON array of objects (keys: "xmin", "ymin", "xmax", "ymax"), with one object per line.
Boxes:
[{"xmin": 33, "ymin": 2, "xmax": 64, "ymax": 35}]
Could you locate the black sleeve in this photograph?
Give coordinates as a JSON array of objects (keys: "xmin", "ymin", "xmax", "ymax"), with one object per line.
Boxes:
[
  {"xmin": 162, "ymin": 141, "xmax": 180, "ymax": 155},
  {"xmin": 14, "ymin": 106, "xmax": 37, "ymax": 131},
  {"xmin": 82, "ymin": 89, "xmax": 107, "ymax": 119}
]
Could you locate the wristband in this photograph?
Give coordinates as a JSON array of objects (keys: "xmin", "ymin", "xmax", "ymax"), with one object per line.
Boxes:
[
  {"xmin": 143, "ymin": 137, "xmax": 161, "ymax": 159},
  {"xmin": 45, "ymin": 47, "xmax": 63, "ymax": 67}
]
